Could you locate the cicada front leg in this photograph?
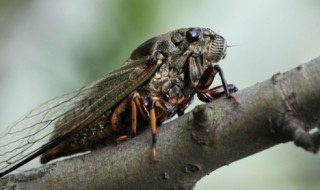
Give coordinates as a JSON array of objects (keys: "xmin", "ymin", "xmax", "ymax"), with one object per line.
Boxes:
[
  {"xmin": 189, "ymin": 58, "xmax": 239, "ymax": 103},
  {"xmin": 197, "ymin": 84, "xmax": 238, "ymax": 103}
]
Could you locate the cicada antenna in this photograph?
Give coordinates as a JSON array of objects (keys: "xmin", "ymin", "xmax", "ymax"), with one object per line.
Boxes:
[{"xmin": 227, "ymin": 44, "xmax": 242, "ymax": 48}]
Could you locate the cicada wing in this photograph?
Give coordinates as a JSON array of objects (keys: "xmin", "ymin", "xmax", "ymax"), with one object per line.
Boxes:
[
  {"xmin": 0, "ymin": 55, "xmax": 162, "ymax": 177},
  {"xmin": 0, "ymin": 89, "xmax": 91, "ymax": 175}
]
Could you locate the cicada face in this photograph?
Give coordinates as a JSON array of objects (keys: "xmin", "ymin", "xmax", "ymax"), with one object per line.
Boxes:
[{"xmin": 198, "ymin": 28, "xmax": 227, "ymax": 63}]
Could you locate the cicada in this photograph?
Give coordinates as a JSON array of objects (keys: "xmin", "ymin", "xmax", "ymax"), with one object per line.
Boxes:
[{"xmin": 0, "ymin": 27, "xmax": 238, "ymax": 177}]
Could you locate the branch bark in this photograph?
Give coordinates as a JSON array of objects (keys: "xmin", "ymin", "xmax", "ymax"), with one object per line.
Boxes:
[{"xmin": 1, "ymin": 57, "xmax": 320, "ymax": 190}]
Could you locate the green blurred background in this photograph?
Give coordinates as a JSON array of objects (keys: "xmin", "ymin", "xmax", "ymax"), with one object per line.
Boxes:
[{"xmin": 0, "ymin": 0, "xmax": 319, "ymax": 189}]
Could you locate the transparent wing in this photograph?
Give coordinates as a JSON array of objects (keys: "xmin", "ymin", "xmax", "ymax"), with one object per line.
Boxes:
[
  {"xmin": 0, "ymin": 89, "xmax": 87, "ymax": 174},
  {"xmin": 0, "ymin": 55, "xmax": 161, "ymax": 176}
]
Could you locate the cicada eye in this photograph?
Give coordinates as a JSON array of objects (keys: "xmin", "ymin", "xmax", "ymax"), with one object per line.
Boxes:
[{"xmin": 186, "ymin": 28, "xmax": 202, "ymax": 43}]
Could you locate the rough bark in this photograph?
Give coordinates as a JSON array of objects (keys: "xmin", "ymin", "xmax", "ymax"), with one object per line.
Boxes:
[{"xmin": 1, "ymin": 57, "xmax": 320, "ymax": 190}]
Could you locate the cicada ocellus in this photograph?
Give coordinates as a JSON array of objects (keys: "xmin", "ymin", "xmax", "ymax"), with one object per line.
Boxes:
[{"xmin": 0, "ymin": 27, "xmax": 238, "ymax": 177}]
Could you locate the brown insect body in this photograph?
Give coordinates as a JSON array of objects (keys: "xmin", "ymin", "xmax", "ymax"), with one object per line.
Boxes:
[
  {"xmin": 40, "ymin": 28, "xmax": 236, "ymax": 163},
  {"xmin": 0, "ymin": 28, "xmax": 238, "ymax": 177}
]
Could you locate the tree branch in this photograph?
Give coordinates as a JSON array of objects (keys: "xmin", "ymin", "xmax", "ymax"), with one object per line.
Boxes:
[{"xmin": 1, "ymin": 57, "xmax": 320, "ymax": 190}]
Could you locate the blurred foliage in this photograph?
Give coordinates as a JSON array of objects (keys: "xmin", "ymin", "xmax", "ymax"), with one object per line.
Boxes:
[{"xmin": 75, "ymin": 0, "xmax": 159, "ymax": 81}]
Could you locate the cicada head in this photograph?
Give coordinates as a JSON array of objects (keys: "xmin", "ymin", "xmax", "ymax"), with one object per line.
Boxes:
[
  {"xmin": 129, "ymin": 27, "xmax": 227, "ymax": 65},
  {"xmin": 185, "ymin": 27, "xmax": 227, "ymax": 63}
]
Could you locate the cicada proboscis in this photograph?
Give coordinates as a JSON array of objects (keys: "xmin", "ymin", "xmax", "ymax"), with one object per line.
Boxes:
[{"xmin": 0, "ymin": 27, "xmax": 238, "ymax": 177}]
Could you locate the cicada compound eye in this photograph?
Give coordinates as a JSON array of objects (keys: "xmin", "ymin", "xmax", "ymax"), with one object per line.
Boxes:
[{"xmin": 186, "ymin": 28, "xmax": 202, "ymax": 43}]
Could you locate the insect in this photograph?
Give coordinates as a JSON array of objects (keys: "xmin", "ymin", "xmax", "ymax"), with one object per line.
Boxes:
[{"xmin": 0, "ymin": 27, "xmax": 238, "ymax": 177}]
